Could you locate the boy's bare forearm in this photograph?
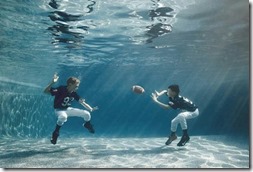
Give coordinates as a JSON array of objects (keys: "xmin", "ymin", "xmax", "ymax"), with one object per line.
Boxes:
[
  {"xmin": 155, "ymin": 100, "xmax": 170, "ymax": 109},
  {"xmin": 151, "ymin": 91, "xmax": 170, "ymax": 109},
  {"xmin": 157, "ymin": 90, "xmax": 167, "ymax": 97},
  {"xmin": 44, "ymin": 81, "xmax": 54, "ymax": 94},
  {"xmin": 79, "ymin": 99, "xmax": 99, "ymax": 112},
  {"xmin": 44, "ymin": 73, "xmax": 59, "ymax": 94},
  {"xmin": 79, "ymin": 99, "xmax": 93, "ymax": 112}
]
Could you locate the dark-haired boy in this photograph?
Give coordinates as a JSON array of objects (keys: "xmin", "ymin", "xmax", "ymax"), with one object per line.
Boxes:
[
  {"xmin": 44, "ymin": 73, "xmax": 98, "ymax": 144},
  {"xmin": 151, "ymin": 85, "xmax": 199, "ymax": 146}
]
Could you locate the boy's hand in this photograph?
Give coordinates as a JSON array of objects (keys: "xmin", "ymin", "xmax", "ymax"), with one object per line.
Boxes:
[
  {"xmin": 155, "ymin": 90, "xmax": 159, "ymax": 96},
  {"xmin": 52, "ymin": 73, "xmax": 59, "ymax": 83},
  {"xmin": 151, "ymin": 93, "xmax": 158, "ymax": 102},
  {"xmin": 91, "ymin": 106, "xmax": 99, "ymax": 112}
]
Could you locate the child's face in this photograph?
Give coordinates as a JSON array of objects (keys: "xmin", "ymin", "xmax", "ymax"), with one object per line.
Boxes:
[
  {"xmin": 167, "ymin": 88, "xmax": 177, "ymax": 97},
  {"xmin": 68, "ymin": 82, "xmax": 80, "ymax": 92}
]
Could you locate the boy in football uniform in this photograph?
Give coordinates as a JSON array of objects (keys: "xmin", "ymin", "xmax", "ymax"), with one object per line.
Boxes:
[
  {"xmin": 44, "ymin": 73, "xmax": 98, "ymax": 144},
  {"xmin": 151, "ymin": 84, "xmax": 199, "ymax": 146}
]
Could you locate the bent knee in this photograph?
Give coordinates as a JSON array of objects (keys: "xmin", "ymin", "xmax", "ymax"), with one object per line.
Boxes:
[
  {"xmin": 193, "ymin": 109, "xmax": 199, "ymax": 118},
  {"xmin": 171, "ymin": 118, "xmax": 180, "ymax": 124},
  {"xmin": 83, "ymin": 110, "xmax": 91, "ymax": 121},
  {"xmin": 57, "ymin": 114, "xmax": 67, "ymax": 125}
]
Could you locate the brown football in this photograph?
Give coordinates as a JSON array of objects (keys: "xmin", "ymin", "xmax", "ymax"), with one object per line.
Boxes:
[{"xmin": 132, "ymin": 85, "xmax": 145, "ymax": 94}]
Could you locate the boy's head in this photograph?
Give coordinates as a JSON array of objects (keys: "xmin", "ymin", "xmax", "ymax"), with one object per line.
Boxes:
[
  {"xmin": 167, "ymin": 84, "xmax": 180, "ymax": 97},
  {"xmin": 67, "ymin": 77, "xmax": 80, "ymax": 92},
  {"xmin": 67, "ymin": 77, "xmax": 80, "ymax": 85}
]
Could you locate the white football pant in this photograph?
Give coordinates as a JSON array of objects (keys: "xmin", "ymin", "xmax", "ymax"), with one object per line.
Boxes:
[
  {"xmin": 171, "ymin": 109, "xmax": 199, "ymax": 132},
  {"xmin": 54, "ymin": 107, "xmax": 91, "ymax": 126}
]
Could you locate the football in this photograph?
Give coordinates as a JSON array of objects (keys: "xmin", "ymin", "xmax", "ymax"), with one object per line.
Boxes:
[{"xmin": 132, "ymin": 85, "xmax": 145, "ymax": 94}]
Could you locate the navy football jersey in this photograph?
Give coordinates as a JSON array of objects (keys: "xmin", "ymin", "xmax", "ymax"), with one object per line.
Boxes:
[
  {"xmin": 167, "ymin": 94, "xmax": 197, "ymax": 112},
  {"xmin": 50, "ymin": 86, "xmax": 80, "ymax": 109}
]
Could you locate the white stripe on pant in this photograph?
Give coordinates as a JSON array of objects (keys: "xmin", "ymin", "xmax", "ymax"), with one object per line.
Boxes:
[
  {"xmin": 55, "ymin": 107, "xmax": 91, "ymax": 126},
  {"xmin": 171, "ymin": 108, "xmax": 199, "ymax": 132}
]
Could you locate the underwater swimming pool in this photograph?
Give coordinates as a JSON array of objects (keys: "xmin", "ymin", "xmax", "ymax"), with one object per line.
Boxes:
[{"xmin": 0, "ymin": 0, "xmax": 250, "ymax": 168}]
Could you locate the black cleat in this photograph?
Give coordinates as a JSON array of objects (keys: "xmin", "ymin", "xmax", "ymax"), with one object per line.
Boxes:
[
  {"xmin": 165, "ymin": 134, "xmax": 177, "ymax": 145},
  {"xmin": 177, "ymin": 135, "xmax": 190, "ymax": 146},
  {"xmin": 84, "ymin": 121, "xmax": 95, "ymax": 134},
  {"xmin": 50, "ymin": 131, "xmax": 59, "ymax": 145}
]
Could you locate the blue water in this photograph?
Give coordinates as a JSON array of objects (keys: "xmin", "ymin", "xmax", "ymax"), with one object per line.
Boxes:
[{"xmin": 0, "ymin": 0, "xmax": 250, "ymax": 142}]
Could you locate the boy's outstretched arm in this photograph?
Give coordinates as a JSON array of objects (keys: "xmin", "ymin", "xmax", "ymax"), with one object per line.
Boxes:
[
  {"xmin": 154, "ymin": 90, "xmax": 167, "ymax": 97},
  {"xmin": 79, "ymin": 99, "xmax": 99, "ymax": 112},
  {"xmin": 151, "ymin": 92, "xmax": 170, "ymax": 109},
  {"xmin": 44, "ymin": 73, "xmax": 59, "ymax": 94}
]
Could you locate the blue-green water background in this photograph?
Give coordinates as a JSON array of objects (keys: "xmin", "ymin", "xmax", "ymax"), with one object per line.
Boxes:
[{"xmin": 0, "ymin": 0, "xmax": 249, "ymax": 139}]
